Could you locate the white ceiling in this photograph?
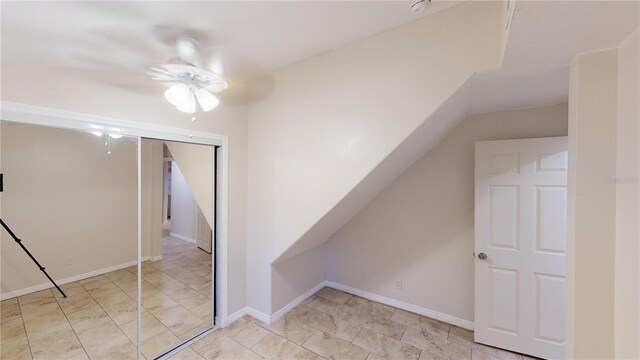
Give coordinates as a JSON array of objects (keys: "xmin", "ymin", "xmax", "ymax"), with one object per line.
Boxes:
[
  {"xmin": 1, "ymin": 1, "xmax": 459, "ymax": 85},
  {"xmin": 1, "ymin": 1, "xmax": 637, "ymax": 113},
  {"xmin": 466, "ymin": 0, "xmax": 639, "ymax": 116},
  {"xmin": 503, "ymin": 0, "xmax": 640, "ymax": 72}
]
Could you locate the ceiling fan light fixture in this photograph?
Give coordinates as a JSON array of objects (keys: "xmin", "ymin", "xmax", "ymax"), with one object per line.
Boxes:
[
  {"xmin": 150, "ymin": 35, "xmax": 228, "ymax": 113},
  {"xmin": 195, "ymin": 88, "xmax": 220, "ymax": 111},
  {"xmin": 164, "ymin": 83, "xmax": 191, "ymax": 107},
  {"xmin": 175, "ymin": 88, "xmax": 197, "ymax": 114}
]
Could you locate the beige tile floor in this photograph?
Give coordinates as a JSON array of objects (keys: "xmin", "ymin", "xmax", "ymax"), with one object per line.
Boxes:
[
  {"xmin": 2, "ymin": 237, "xmax": 531, "ymax": 360},
  {"xmin": 175, "ymin": 287, "xmax": 532, "ymax": 360},
  {"xmin": 0, "ymin": 235, "xmax": 212, "ymax": 360}
]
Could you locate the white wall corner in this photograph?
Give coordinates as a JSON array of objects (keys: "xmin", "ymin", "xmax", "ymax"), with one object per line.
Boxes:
[
  {"xmin": 226, "ymin": 307, "xmax": 249, "ymax": 325},
  {"xmin": 234, "ymin": 281, "xmax": 326, "ymax": 326},
  {"xmin": 226, "ymin": 306, "xmax": 270, "ymax": 326},
  {"xmin": 270, "ymin": 281, "xmax": 327, "ymax": 324},
  {"xmin": 246, "ymin": 307, "xmax": 271, "ymax": 324},
  {"xmin": 325, "ymin": 281, "xmax": 474, "ymax": 331}
]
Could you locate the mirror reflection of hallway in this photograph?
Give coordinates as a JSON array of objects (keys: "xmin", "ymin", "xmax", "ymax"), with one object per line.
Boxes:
[{"xmin": 138, "ymin": 139, "xmax": 215, "ymax": 359}]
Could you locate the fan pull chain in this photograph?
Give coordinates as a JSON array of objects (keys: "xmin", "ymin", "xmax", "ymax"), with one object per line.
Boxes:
[{"xmin": 189, "ymin": 117, "xmax": 196, "ymax": 138}]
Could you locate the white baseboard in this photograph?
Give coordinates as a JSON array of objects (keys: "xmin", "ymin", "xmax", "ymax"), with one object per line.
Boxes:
[
  {"xmin": 225, "ymin": 281, "xmax": 473, "ymax": 333},
  {"xmin": 270, "ymin": 281, "xmax": 326, "ymax": 323},
  {"xmin": 325, "ymin": 281, "xmax": 474, "ymax": 330},
  {"xmin": 247, "ymin": 307, "xmax": 271, "ymax": 324},
  {"xmin": 226, "ymin": 306, "xmax": 270, "ymax": 326},
  {"xmin": 170, "ymin": 232, "xmax": 196, "ymax": 244},
  {"xmin": 0, "ymin": 257, "xmax": 148, "ymax": 301},
  {"xmin": 227, "ymin": 307, "xmax": 249, "ymax": 324},
  {"xmin": 151, "ymin": 255, "xmax": 164, "ymax": 261},
  {"xmin": 227, "ymin": 280, "xmax": 323, "ymax": 327}
]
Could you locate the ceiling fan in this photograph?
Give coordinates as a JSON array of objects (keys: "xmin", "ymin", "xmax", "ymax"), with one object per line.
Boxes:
[{"xmin": 148, "ymin": 36, "xmax": 228, "ymax": 113}]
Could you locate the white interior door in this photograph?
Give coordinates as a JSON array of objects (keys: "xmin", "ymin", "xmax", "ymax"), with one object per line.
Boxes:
[
  {"xmin": 474, "ymin": 137, "xmax": 568, "ymax": 359},
  {"xmin": 196, "ymin": 208, "xmax": 212, "ymax": 253}
]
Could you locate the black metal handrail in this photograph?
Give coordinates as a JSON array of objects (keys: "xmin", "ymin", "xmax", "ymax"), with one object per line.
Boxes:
[{"xmin": 0, "ymin": 218, "xmax": 67, "ymax": 298}]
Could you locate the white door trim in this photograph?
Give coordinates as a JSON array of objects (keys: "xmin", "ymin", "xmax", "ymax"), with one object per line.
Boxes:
[
  {"xmin": 0, "ymin": 101, "xmax": 223, "ymax": 146},
  {"xmin": 0, "ymin": 101, "xmax": 230, "ymax": 354}
]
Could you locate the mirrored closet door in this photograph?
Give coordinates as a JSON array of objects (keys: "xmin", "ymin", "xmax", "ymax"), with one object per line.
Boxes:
[
  {"xmin": 1, "ymin": 120, "xmax": 220, "ymax": 360},
  {"xmin": 0, "ymin": 121, "xmax": 139, "ymax": 359},
  {"xmin": 137, "ymin": 139, "xmax": 216, "ymax": 359}
]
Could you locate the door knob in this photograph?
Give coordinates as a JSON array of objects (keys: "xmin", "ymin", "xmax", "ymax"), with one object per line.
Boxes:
[{"xmin": 477, "ymin": 252, "xmax": 487, "ymax": 260}]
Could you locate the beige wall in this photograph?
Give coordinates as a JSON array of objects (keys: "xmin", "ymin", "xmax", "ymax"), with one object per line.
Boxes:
[
  {"xmin": 566, "ymin": 31, "xmax": 640, "ymax": 356},
  {"xmin": 566, "ymin": 46, "xmax": 625, "ymax": 359},
  {"xmin": 141, "ymin": 139, "xmax": 164, "ymax": 260},
  {"xmin": 0, "ymin": 123, "xmax": 138, "ymax": 296},
  {"xmin": 271, "ymin": 244, "xmax": 326, "ymax": 313},
  {"xmin": 327, "ymin": 104, "xmax": 568, "ymax": 322},
  {"xmin": 247, "ymin": 1, "xmax": 506, "ymax": 313},
  {"xmin": 614, "ymin": 28, "xmax": 639, "ymax": 359},
  {"xmin": 165, "ymin": 142, "xmax": 215, "ymax": 230},
  {"xmin": 170, "ymin": 161, "xmax": 199, "ymax": 241}
]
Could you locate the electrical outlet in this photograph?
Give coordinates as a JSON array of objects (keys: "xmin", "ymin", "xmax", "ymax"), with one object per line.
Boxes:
[
  {"xmin": 65, "ymin": 256, "xmax": 73, "ymax": 266},
  {"xmin": 395, "ymin": 280, "xmax": 402, "ymax": 290}
]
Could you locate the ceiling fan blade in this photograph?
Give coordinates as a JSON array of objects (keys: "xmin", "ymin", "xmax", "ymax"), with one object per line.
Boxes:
[
  {"xmin": 148, "ymin": 66, "xmax": 174, "ymax": 76},
  {"xmin": 176, "ymin": 36, "xmax": 203, "ymax": 67},
  {"xmin": 188, "ymin": 53, "xmax": 204, "ymax": 68},
  {"xmin": 203, "ymin": 82, "xmax": 228, "ymax": 93},
  {"xmin": 148, "ymin": 73, "xmax": 179, "ymax": 81}
]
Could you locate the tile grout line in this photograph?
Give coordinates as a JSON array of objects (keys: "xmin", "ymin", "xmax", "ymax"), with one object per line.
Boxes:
[
  {"xmin": 349, "ymin": 326, "xmax": 371, "ymax": 359},
  {"xmin": 77, "ymin": 276, "xmax": 137, "ymax": 357},
  {"xmin": 306, "ymin": 290, "xmax": 456, "ymax": 360},
  {"xmin": 313, "ymin": 292, "xmax": 412, "ymax": 349},
  {"xmin": 132, "ymin": 237, "xmax": 213, "ymax": 356},
  {"xmin": 134, "ymin": 243, "xmax": 211, "ymax": 311},
  {"xmin": 109, "ymin": 267, "xmax": 171, "ymax": 346},
  {"xmin": 241, "ymin": 315, "xmax": 321, "ymax": 358},
  {"xmin": 16, "ymin": 300, "xmax": 35, "ymax": 360},
  {"xmin": 292, "ymin": 298, "xmax": 372, "ymax": 360},
  {"xmin": 142, "ymin": 277, "xmax": 207, "ymax": 343},
  {"xmin": 52, "ymin": 287, "xmax": 93, "ymax": 360}
]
